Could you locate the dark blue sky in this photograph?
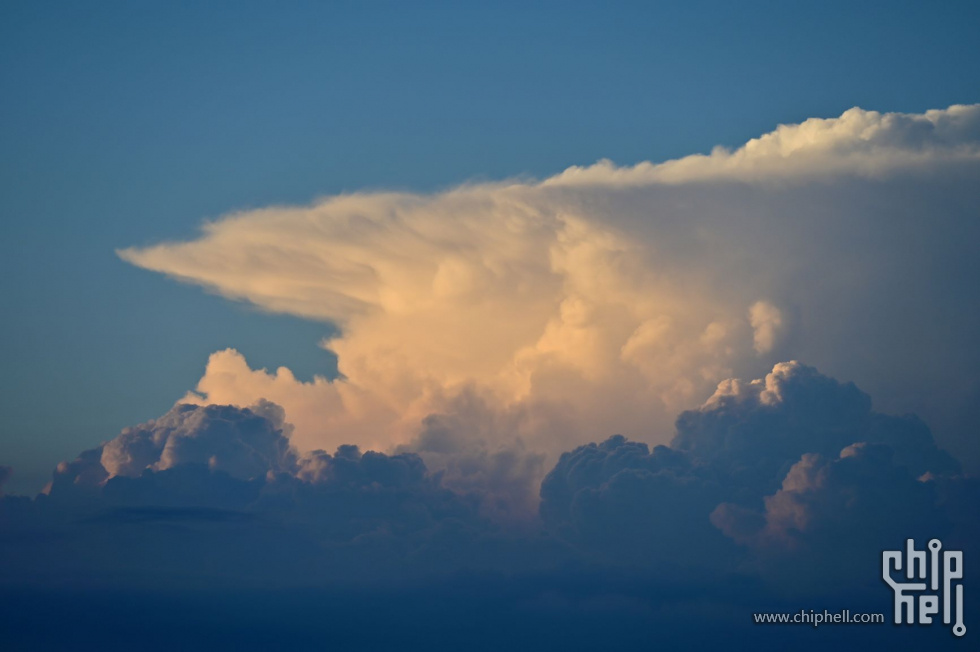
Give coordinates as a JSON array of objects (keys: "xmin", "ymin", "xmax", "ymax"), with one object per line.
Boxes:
[{"xmin": 2, "ymin": 0, "xmax": 979, "ymax": 493}]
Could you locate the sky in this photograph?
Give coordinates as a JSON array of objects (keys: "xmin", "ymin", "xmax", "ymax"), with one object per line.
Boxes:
[{"xmin": 2, "ymin": 2, "xmax": 980, "ymax": 650}]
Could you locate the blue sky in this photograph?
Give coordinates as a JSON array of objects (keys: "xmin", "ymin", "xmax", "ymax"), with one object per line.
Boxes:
[{"xmin": 1, "ymin": 1, "xmax": 979, "ymax": 490}]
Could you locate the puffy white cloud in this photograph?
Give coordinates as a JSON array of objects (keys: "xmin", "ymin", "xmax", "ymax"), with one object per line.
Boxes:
[
  {"xmin": 545, "ymin": 104, "xmax": 980, "ymax": 185},
  {"xmin": 119, "ymin": 104, "xmax": 980, "ymax": 473},
  {"xmin": 100, "ymin": 402, "xmax": 296, "ymax": 481},
  {"xmin": 177, "ymin": 348, "xmax": 404, "ymax": 455}
]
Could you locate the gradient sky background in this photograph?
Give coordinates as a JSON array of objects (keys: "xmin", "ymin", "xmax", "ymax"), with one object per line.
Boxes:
[{"xmin": 2, "ymin": 1, "xmax": 980, "ymax": 490}]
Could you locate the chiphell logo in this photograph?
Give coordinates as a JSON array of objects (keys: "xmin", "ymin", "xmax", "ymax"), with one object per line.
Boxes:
[{"xmin": 883, "ymin": 538, "xmax": 965, "ymax": 637}]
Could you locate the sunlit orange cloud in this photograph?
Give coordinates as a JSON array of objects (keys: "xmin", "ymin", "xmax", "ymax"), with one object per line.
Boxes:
[{"xmin": 119, "ymin": 104, "xmax": 980, "ymax": 478}]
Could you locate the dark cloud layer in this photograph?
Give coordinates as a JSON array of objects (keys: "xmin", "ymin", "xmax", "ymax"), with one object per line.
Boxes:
[
  {"xmin": 1, "ymin": 403, "xmax": 564, "ymax": 590},
  {"xmin": 540, "ymin": 435, "xmax": 733, "ymax": 568},
  {"xmin": 538, "ymin": 362, "xmax": 972, "ymax": 584},
  {"xmin": 1, "ymin": 362, "xmax": 977, "ymax": 649}
]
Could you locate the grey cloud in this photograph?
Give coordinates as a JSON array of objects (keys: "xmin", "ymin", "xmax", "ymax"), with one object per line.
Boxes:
[
  {"xmin": 296, "ymin": 444, "xmax": 427, "ymax": 488},
  {"xmin": 102, "ymin": 464, "xmax": 264, "ymax": 511},
  {"xmin": 539, "ymin": 362, "xmax": 967, "ymax": 584},
  {"xmin": 100, "ymin": 401, "xmax": 296, "ymax": 480},
  {"xmin": 1, "ymin": 401, "xmax": 546, "ymax": 589},
  {"xmin": 539, "ymin": 435, "xmax": 733, "ymax": 567},
  {"xmin": 41, "ymin": 446, "xmax": 109, "ymax": 512},
  {"xmin": 933, "ymin": 473, "xmax": 980, "ymax": 552},
  {"xmin": 1, "ymin": 361, "xmax": 973, "ymax": 601},
  {"xmin": 673, "ymin": 361, "xmax": 958, "ymax": 499},
  {"xmin": 710, "ymin": 442, "xmax": 953, "ymax": 590},
  {"xmin": 717, "ymin": 442, "xmax": 945, "ymax": 549},
  {"xmin": 82, "ymin": 506, "xmax": 257, "ymax": 525},
  {"xmin": 398, "ymin": 391, "xmax": 547, "ymax": 524}
]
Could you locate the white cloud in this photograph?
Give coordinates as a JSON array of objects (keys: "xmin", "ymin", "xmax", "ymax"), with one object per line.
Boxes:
[
  {"xmin": 100, "ymin": 402, "xmax": 296, "ymax": 480},
  {"xmin": 748, "ymin": 300, "xmax": 783, "ymax": 354},
  {"xmin": 545, "ymin": 104, "xmax": 980, "ymax": 185},
  {"xmin": 119, "ymin": 104, "xmax": 980, "ymax": 472}
]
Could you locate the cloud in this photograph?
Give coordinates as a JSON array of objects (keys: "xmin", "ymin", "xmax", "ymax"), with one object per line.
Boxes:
[
  {"xmin": 538, "ymin": 362, "xmax": 967, "ymax": 586},
  {"xmin": 117, "ymin": 103, "xmax": 980, "ymax": 476},
  {"xmin": 710, "ymin": 442, "xmax": 953, "ymax": 590},
  {"xmin": 176, "ymin": 348, "xmax": 416, "ymax": 456},
  {"xmin": 295, "ymin": 444, "xmax": 425, "ymax": 488},
  {"xmin": 545, "ymin": 104, "xmax": 980, "ymax": 185},
  {"xmin": 2, "ymin": 401, "xmax": 532, "ymax": 588},
  {"xmin": 3, "ymin": 359, "xmax": 976, "ymax": 652},
  {"xmin": 32, "ymin": 403, "xmax": 295, "ymax": 514},
  {"xmin": 43, "ymin": 446, "xmax": 108, "ymax": 504},
  {"xmin": 259, "ymin": 443, "xmax": 493, "ymax": 553},
  {"xmin": 673, "ymin": 361, "xmax": 958, "ymax": 495},
  {"xmin": 395, "ymin": 389, "xmax": 547, "ymax": 523},
  {"xmin": 539, "ymin": 434, "xmax": 734, "ymax": 567},
  {"xmin": 44, "ymin": 402, "xmax": 450, "ymax": 513},
  {"xmin": 100, "ymin": 401, "xmax": 296, "ymax": 481},
  {"xmin": 748, "ymin": 300, "xmax": 783, "ymax": 354},
  {"xmin": 711, "ymin": 442, "xmax": 945, "ymax": 551},
  {"xmin": 20, "ymin": 103, "xmax": 972, "ymax": 612},
  {"xmin": 9, "ymin": 103, "xmax": 980, "ymax": 650}
]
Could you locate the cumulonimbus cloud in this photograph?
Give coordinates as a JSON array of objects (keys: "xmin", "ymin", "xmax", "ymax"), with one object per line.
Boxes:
[{"xmin": 118, "ymin": 104, "xmax": 980, "ymax": 476}]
